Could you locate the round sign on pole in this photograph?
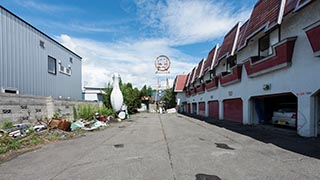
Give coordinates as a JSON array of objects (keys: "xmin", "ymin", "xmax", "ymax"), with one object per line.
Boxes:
[{"xmin": 155, "ymin": 55, "xmax": 170, "ymax": 72}]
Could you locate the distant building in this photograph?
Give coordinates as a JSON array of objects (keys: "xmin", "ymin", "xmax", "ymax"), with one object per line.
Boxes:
[
  {"xmin": 0, "ymin": 6, "xmax": 82, "ymax": 100},
  {"xmin": 82, "ymin": 87, "xmax": 106, "ymax": 102},
  {"xmin": 176, "ymin": 0, "xmax": 320, "ymax": 137},
  {"xmin": 173, "ymin": 74, "xmax": 188, "ymax": 112}
]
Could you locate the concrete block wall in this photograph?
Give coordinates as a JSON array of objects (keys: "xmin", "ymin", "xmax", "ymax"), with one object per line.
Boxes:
[{"xmin": 0, "ymin": 93, "xmax": 100, "ymax": 124}]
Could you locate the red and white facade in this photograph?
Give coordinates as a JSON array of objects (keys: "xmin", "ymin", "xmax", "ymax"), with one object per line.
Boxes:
[{"xmin": 174, "ymin": 0, "xmax": 320, "ymax": 137}]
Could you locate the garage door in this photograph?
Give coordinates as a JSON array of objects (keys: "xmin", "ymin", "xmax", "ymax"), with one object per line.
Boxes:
[
  {"xmin": 192, "ymin": 103, "xmax": 197, "ymax": 114},
  {"xmin": 208, "ymin": 100, "xmax": 219, "ymax": 119},
  {"xmin": 198, "ymin": 102, "xmax": 205, "ymax": 116},
  {"xmin": 223, "ymin": 98, "xmax": 243, "ymax": 123}
]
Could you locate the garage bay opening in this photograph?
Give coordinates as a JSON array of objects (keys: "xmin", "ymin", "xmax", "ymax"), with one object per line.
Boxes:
[{"xmin": 251, "ymin": 93, "xmax": 298, "ymax": 131}]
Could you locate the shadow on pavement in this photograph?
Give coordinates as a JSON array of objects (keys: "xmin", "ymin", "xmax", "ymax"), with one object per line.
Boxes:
[
  {"xmin": 182, "ymin": 113, "xmax": 320, "ymax": 159},
  {"xmin": 195, "ymin": 174, "xmax": 222, "ymax": 180}
]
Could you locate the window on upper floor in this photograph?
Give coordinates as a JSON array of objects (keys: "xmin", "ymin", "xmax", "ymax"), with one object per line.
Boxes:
[
  {"xmin": 58, "ymin": 63, "xmax": 72, "ymax": 76},
  {"xmin": 210, "ymin": 69, "xmax": 216, "ymax": 78},
  {"xmin": 39, "ymin": 40, "xmax": 45, "ymax": 49},
  {"xmin": 48, "ymin": 56, "xmax": 56, "ymax": 75},
  {"xmin": 226, "ymin": 55, "xmax": 237, "ymax": 72},
  {"xmin": 259, "ymin": 35, "xmax": 270, "ymax": 58},
  {"xmin": 259, "ymin": 28, "xmax": 280, "ymax": 59}
]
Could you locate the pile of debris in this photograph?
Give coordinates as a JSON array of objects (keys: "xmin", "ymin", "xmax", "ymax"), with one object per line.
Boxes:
[
  {"xmin": 70, "ymin": 113, "xmax": 111, "ymax": 131},
  {"xmin": 0, "ymin": 113, "xmax": 115, "ymax": 139},
  {"xmin": 0, "ymin": 121, "xmax": 47, "ymax": 139}
]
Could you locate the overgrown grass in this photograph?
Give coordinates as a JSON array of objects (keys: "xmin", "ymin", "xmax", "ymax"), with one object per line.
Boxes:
[
  {"xmin": 1, "ymin": 119, "xmax": 14, "ymax": 129},
  {"xmin": 0, "ymin": 131, "xmax": 74, "ymax": 155},
  {"xmin": 73, "ymin": 104, "xmax": 114, "ymax": 120},
  {"xmin": 0, "ymin": 134, "xmax": 22, "ymax": 154},
  {"xmin": 98, "ymin": 107, "xmax": 114, "ymax": 117}
]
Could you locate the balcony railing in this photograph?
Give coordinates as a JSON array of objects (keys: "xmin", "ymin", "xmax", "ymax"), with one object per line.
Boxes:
[
  {"xmin": 190, "ymin": 88, "xmax": 197, "ymax": 95},
  {"xmin": 219, "ymin": 64, "xmax": 243, "ymax": 86},
  {"xmin": 185, "ymin": 90, "xmax": 191, "ymax": 97},
  {"xmin": 305, "ymin": 24, "xmax": 320, "ymax": 57},
  {"xmin": 205, "ymin": 76, "xmax": 219, "ymax": 90},
  {"xmin": 196, "ymin": 84, "xmax": 205, "ymax": 94},
  {"xmin": 244, "ymin": 37, "xmax": 297, "ymax": 78}
]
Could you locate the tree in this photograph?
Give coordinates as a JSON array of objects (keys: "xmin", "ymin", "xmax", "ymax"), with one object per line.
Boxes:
[
  {"xmin": 121, "ymin": 83, "xmax": 141, "ymax": 114},
  {"xmin": 140, "ymin": 85, "xmax": 153, "ymax": 97},
  {"xmin": 103, "ymin": 82, "xmax": 113, "ymax": 109},
  {"xmin": 160, "ymin": 88, "xmax": 177, "ymax": 109},
  {"xmin": 103, "ymin": 82, "xmax": 141, "ymax": 114}
]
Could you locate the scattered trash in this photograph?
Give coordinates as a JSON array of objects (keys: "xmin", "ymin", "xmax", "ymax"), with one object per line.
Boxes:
[
  {"xmin": 70, "ymin": 118, "xmax": 108, "ymax": 132},
  {"xmin": 159, "ymin": 107, "xmax": 163, "ymax": 114},
  {"xmin": 2, "ymin": 123, "xmax": 32, "ymax": 138},
  {"xmin": 118, "ymin": 111, "xmax": 126, "ymax": 120},
  {"xmin": 33, "ymin": 125, "xmax": 47, "ymax": 132},
  {"xmin": 81, "ymin": 126, "xmax": 99, "ymax": 131},
  {"xmin": 107, "ymin": 115, "xmax": 115, "ymax": 122},
  {"xmin": 93, "ymin": 121, "xmax": 107, "ymax": 128},
  {"xmin": 70, "ymin": 120, "xmax": 85, "ymax": 131},
  {"xmin": 58, "ymin": 120, "xmax": 71, "ymax": 131},
  {"xmin": 9, "ymin": 130, "xmax": 21, "ymax": 138},
  {"xmin": 99, "ymin": 115, "xmax": 106, "ymax": 122},
  {"xmin": 49, "ymin": 119, "xmax": 61, "ymax": 129},
  {"xmin": 94, "ymin": 113, "xmax": 100, "ymax": 120},
  {"xmin": 137, "ymin": 103, "xmax": 147, "ymax": 112},
  {"xmin": 49, "ymin": 119, "xmax": 71, "ymax": 131},
  {"xmin": 166, "ymin": 108, "xmax": 177, "ymax": 113}
]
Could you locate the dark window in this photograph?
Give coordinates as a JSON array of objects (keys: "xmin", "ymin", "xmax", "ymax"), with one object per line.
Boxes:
[
  {"xmin": 60, "ymin": 65, "xmax": 65, "ymax": 72},
  {"xmin": 48, "ymin": 56, "xmax": 56, "ymax": 75},
  {"xmin": 66, "ymin": 68, "xmax": 71, "ymax": 74},
  {"xmin": 69, "ymin": 57, "xmax": 73, "ymax": 63},
  {"xmin": 210, "ymin": 69, "xmax": 216, "ymax": 79},
  {"xmin": 259, "ymin": 34, "xmax": 270, "ymax": 58},
  {"xmin": 4, "ymin": 89, "xmax": 17, "ymax": 94},
  {"xmin": 226, "ymin": 55, "xmax": 237, "ymax": 72},
  {"xmin": 40, "ymin": 40, "xmax": 45, "ymax": 48},
  {"xmin": 199, "ymin": 78, "xmax": 204, "ymax": 84}
]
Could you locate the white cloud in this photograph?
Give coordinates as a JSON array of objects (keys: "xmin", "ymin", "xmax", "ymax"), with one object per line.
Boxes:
[
  {"xmin": 135, "ymin": 0, "xmax": 251, "ymax": 45},
  {"xmin": 54, "ymin": 0, "xmax": 253, "ymax": 90},
  {"xmin": 14, "ymin": 0, "xmax": 80, "ymax": 14},
  {"xmin": 57, "ymin": 35, "xmax": 195, "ymax": 89}
]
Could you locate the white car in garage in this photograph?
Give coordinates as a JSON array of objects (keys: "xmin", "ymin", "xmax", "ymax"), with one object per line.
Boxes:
[{"xmin": 271, "ymin": 103, "xmax": 297, "ymax": 127}]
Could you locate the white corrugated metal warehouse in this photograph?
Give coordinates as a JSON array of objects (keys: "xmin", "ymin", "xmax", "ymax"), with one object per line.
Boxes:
[{"xmin": 0, "ymin": 5, "xmax": 82, "ymax": 100}]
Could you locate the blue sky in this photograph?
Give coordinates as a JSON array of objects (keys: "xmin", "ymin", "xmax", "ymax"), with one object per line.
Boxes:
[{"xmin": 1, "ymin": 0, "xmax": 257, "ymax": 88}]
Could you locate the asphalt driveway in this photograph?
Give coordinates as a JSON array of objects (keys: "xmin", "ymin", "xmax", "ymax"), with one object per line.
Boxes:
[{"xmin": 0, "ymin": 112, "xmax": 319, "ymax": 180}]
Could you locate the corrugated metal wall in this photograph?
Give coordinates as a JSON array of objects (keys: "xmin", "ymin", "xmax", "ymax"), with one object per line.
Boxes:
[{"xmin": 0, "ymin": 7, "xmax": 82, "ymax": 100}]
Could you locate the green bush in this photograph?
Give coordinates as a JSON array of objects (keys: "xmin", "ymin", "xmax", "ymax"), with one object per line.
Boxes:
[
  {"xmin": 1, "ymin": 119, "xmax": 14, "ymax": 129},
  {"xmin": 73, "ymin": 104, "xmax": 114, "ymax": 120},
  {"xmin": 103, "ymin": 82, "xmax": 143, "ymax": 114},
  {"xmin": 73, "ymin": 106, "xmax": 78, "ymax": 120},
  {"xmin": 8, "ymin": 139, "xmax": 22, "ymax": 150},
  {"xmin": 31, "ymin": 135, "xmax": 42, "ymax": 145},
  {"xmin": 77, "ymin": 104, "xmax": 96, "ymax": 120},
  {"xmin": 98, "ymin": 107, "xmax": 114, "ymax": 116}
]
